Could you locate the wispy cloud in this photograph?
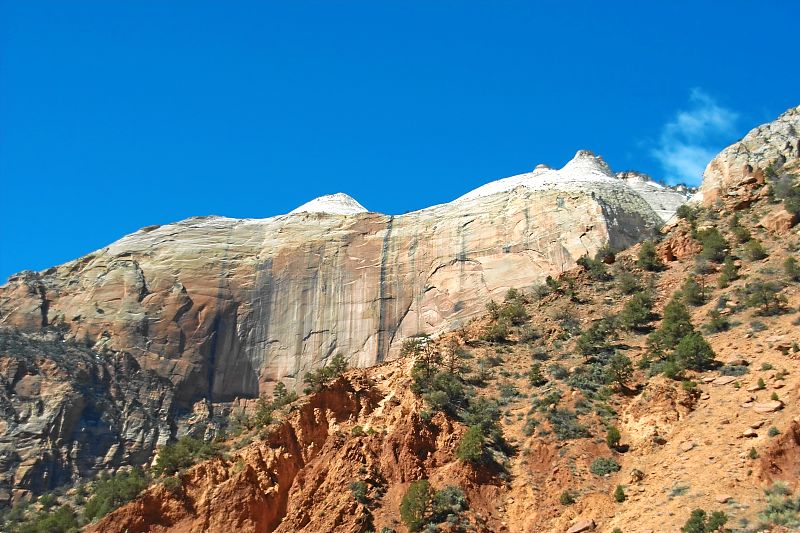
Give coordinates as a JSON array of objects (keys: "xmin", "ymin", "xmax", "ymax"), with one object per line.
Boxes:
[{"xmin": 652, "ymin": 89, "xmax": 739, "ymax": 185}]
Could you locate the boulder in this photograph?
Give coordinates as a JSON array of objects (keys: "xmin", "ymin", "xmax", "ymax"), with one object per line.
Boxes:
[
  {"xmin": 753, "ymin": 401, "xmax": 784, "ymax": 413},
  {"xmin": 566, "ymin": 519, "xmax": 596, "ymax": 533}
]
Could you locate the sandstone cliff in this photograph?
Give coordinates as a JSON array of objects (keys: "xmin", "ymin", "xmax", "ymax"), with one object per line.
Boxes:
[
  {"xmin": 0, "ymin": 151, "xmax": 678, "ymax": 407},
  {"xmin": 697, "ymin": 104, "xmax": 800, "ymax": 208}
]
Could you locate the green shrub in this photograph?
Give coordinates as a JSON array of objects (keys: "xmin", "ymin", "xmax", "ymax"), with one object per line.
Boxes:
[
  {"xmin": 431, "ymin": 486, "xmax": 467, "ymax": 523},
  {"xmin": 84, "ymin": 467, "xmax": 148, "ymax": 521},
  {"xmin": 606, "ymin": 425, "xmax": 621, "ymax": 449},
  {"xmin": 614, "ymin": 484, "xmax": 626, "ymax": 502},
  {"xmin": 16, "ymin": 505, "xmax": 78, "ymax": 533},
  {"xmin": 681, "ymin": 276, "xmax": 705, "ymax": 306},
  {"xmin": 457, "ymin": 426, "xmax": 487, "ymax": 464},
  {"xmin": 153, "ymin": 436, "xmax": 220, "ymax": 477},
  {"xmin": 577, "ymin": 254, "xmax": 611, "ymax": 281},
  {"xmin": 481, "ymin": 321, "xmax": 509, "ymax": 342},
  {"xmin": 590, "ymin": 457, "xmax": 621, "ymax": 476},
  {"xmin": 548, "ymin": 409, "xmax": 590, "ymax": 440},
  {"xmin": 527, "ymin": 363, "xmax": 547, "ymax": 386},
  {"xmin": 759, "ymin": 482, "xmax": 800, "ymax": 528},
  {"xmin": 740, "ymin": 280, "xmax": 788, "ymax": 315},
  {"xmin": 677, "ymin": 204, "xmax": 700, "ymax": 222},
  {"xmin": 605, "ymin": 353, "xmax": 633, "ymax": 391},
  {"xmin": 697, "ymin": 228, "xmax": 728, "ymax": 263},
  {"xmin": 681, "ymin": 508, "xmax": 728, "ymax": 533},
  {"xmin": 742, "ymin": 239, "xmax": 768, "ymax": 261},
  {"xmin": 768, "ymin": 426, "xmax": 781, "ymax": 437},
  {"xmin": 400, "ymin": 480, "xmax": 432, "ymax": 532},
  {"xmin": 717, "ymin": 256, "xmax": 739, "ymax": 288},
  {"xmin": 637, "ymin": 240, "xmax": 664, "ymax": 271},
  {"xmin": 616, "ymin": 270, "xmax": 642, "ymax": 295},
  {"xmin": 785, "ymin": 257, "xmax": 800, "ymax": 282},
  {"xmin": 350, "ymin": 481, "xmax": 369, "ymax": 504},
  {"xmin": 704, "ymin": 309, "xmax": 730, "ymax": 333},
  {"xmin": 576, "ymin": 318, "xmax": 616, "ymax": 358},
  {"xmin": 674, "ymin": 332, "xmax": 716, "ymax": 371},
  {"xmin": 617, "ymin": 291, "xmax": 653, "ymax": 331},
  {"xmin": 303, "ymin": 353, "xmax": 349, "ymax": 393},
  {"xmin": 559, "ymin": 490, "xmax": 575, "ymax": 505},
  {"xmin": 647, "ymin": 296, "xmax": 695, "ymax": 357}
]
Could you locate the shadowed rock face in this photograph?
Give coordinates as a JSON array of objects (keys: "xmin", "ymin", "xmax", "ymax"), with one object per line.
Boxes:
[{"xmin": 0, "ymin": 152, "xmax": 667, "ymax": 407}]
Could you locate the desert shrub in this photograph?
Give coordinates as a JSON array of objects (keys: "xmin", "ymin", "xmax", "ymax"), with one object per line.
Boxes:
[
  {"xmin": 548, "ymin": 409, "xmax": 590, "ymax": 440},
  {"xmin": 768, "ymin": 426, "xmax": 781, "ymax": 437},
  {"xmin": 606, "ymin": 425, "xmax": 621, "ymax": 449},
  {"xmin": 680, "ymin": 275, "xmax": 705, "ymax": 306},
  {"xmin": 717, "ymin": 256, "xmax": 739, "ymax": 288},
  {"xmin": 703, "ymin": 309, "xmax": 730, "ymax": 334},
  {"xmin": 647, "ymin": 296, "xmax": 695, "ymax": 357},
  {"xmin": 548, "ymin": 363, "xmax": 569, "ymax": 380},
  {"xmin": 481, "ymin": 321, "xmax": 509, "ymax": 342},
  {"xmin": 681, "ymin": 508, "xmax": 728, "ymax": 533},
  {"xmin": 616, "ymin": 270, "xmax": 642, "ymax": 295},
  {"xmin": 769, "ymin": 173, "xmax": 800, "ymax": 215},
  {"xmin": 457, "ymin": 425, "xmax": 488, "ymax": 464},
  {"xmin": 785, "ymin": 257, "xmax": 800, "ymax": 282},
  {"xmin": 559, "ymin": 490, "xmax": 575, "ymax": 505},
  {"xmin": 522, "ymin": 418, "xmax": 538, "ymax": 436},
  {"xmin": 576, "ymin": 318, "xmax": 616, "ymax": 358},
  {"xmin": 759, "ymin": 482, "xmax": 800, "ymax": 528},
  {"xmin": 303, "ymin": 353, "xmax": 349, "ymax": 393},
  {"xmin": 674, "ymin": 332, "xmax": 716, "ymax": 371},
  {"xmin": 617, "ymin": 291, "xmax": 653, "ymax": 331},
  {"xmin": 527, "ymin": 363, "xmax": 547, "ymax": 386},
  {"xmin": 718, "ymin": 364, "xmax": 748, "ymax": 376},
  {"xmin": 590, "ymin": 457, "xmax": 621, "ymax": 476},
  {"xmin": 350, "ymin": 481, "xmax": 369, "ymax": 504},
  {"xmin": 84, "ymin": 467, "xmax": 148, "ymax": 521},
  {"xmin": 400, "ymin": 480, "xmax": 432, "ymax": 532},
  {"xmin": 430, "ymin": 486, "xmax": 468, "ymax": 523},
  {"xmin": 637, "ymin": 240, "xmax": 664, "ymax": 271},
  {"xmin": 697, "ymin": 228, "xmax": 728, "ymax": 263},
  {"xmin": 16, "ymin": 505, "xmax": 78, "ymax": 533},
  {"xmin": 499, "ymin": 300, "xmax": 529, "ymax": 326},
  {"xmin": 152, "ymin": 436, "xmax": 220, "ymax": 477},
  {"xmin": 567, "ymin": 363, "xmax": 607, "ymax": 396},
  {"xmin": 519, "ymin": 325, "xmax": 540, "ymax": 343},
  {"xmin": 418, "ymin": 372, "xmax": 466, "ymax": 416},
  {"xmin": 577, "ymin": 254, "xmax": 611, "ymax": 281},
  {"xmin": 677, "ymin": 204, "xmax": 700, "ymax": 222},
  {"xmin": 742, "ymin": 239, "xmax": 768, "ymax": 261},
  {"xmin": 605, "ymin": 353, "xmax": 633, "ymax": 391},
  {"xmin": 740, "ymin": 280, "xmax": 788, "ymax": 315},
  {"xmin": 614, "ymin": 484, "xmax": 626, "ymax": 502}
]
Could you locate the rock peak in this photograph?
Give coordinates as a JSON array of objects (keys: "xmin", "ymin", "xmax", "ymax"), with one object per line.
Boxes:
[
  {"xmin": 289, "ymin": 193, "xmax": 368, "ymax": 215},
  {"xmin": 560, "ymin": 149, "xmax": 614, "ymax": 177}
]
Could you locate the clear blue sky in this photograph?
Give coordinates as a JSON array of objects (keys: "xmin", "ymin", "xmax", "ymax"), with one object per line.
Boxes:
[{"xmin": 1, "ymin": 1, "xmax": 798, "ymax": 281}]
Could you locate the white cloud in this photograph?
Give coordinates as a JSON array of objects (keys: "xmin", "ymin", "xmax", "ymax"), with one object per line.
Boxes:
[{"xmin": 652, "ymin": 89, "xmax": 739, "ymax": 185}]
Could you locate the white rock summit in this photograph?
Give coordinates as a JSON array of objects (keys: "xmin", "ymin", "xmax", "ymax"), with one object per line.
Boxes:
[{"xmin": 289, "ymin": 193, "xmax": 369, "ymax": 215}]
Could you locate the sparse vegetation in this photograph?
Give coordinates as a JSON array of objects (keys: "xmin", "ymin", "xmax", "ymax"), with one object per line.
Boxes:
[
  {"xmin": 637, "ymin": 240, "xmax": 664, "ymax": 271},
  {"xmin": 303, "ymin": 353, "xmax": 349, "ymax": 393},
  {"xmin": 681, "ymin": 508, "xmax": 728, "ymax": 533},
  {"xmin": 84, "ymin": 467, "xmax": 148, "ymax": 522},
  {"xmin": 590, "ymin": 457, "xmax": 621, "ymax": 476}
]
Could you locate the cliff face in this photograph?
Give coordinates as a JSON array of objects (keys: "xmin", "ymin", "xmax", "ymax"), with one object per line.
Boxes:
[
  {"xmin": 0, "ymin": 151, "xmax": 673, "ymax": 407},
  {"xmin": 0, "ymin": 151, "xmax": 682, "ymax": 502},
  {"xmin": 697, "ymin": 104, "xmax": 800, "ymax": 207}
]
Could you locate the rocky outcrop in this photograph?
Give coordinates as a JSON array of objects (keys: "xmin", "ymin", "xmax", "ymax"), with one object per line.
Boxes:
[
  {"xmin": 0, "ymin": 151, "xmax": 671, "ymax": 408},
  {"xmin": 616, "ymin": 171, "xmax": 693, "ymax": 221},
  {"xmin": 697, "ymin": 105, "xmax": 800, "ymax": 207},
  {"xmin": 0, "ymin": 328, "xmax": 175, "ymax": 504}
]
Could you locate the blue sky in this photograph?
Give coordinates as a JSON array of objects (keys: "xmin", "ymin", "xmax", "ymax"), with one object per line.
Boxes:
[{"xmin": 1, "ymin": 1, "xmax": 798, "ymax": 281}]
